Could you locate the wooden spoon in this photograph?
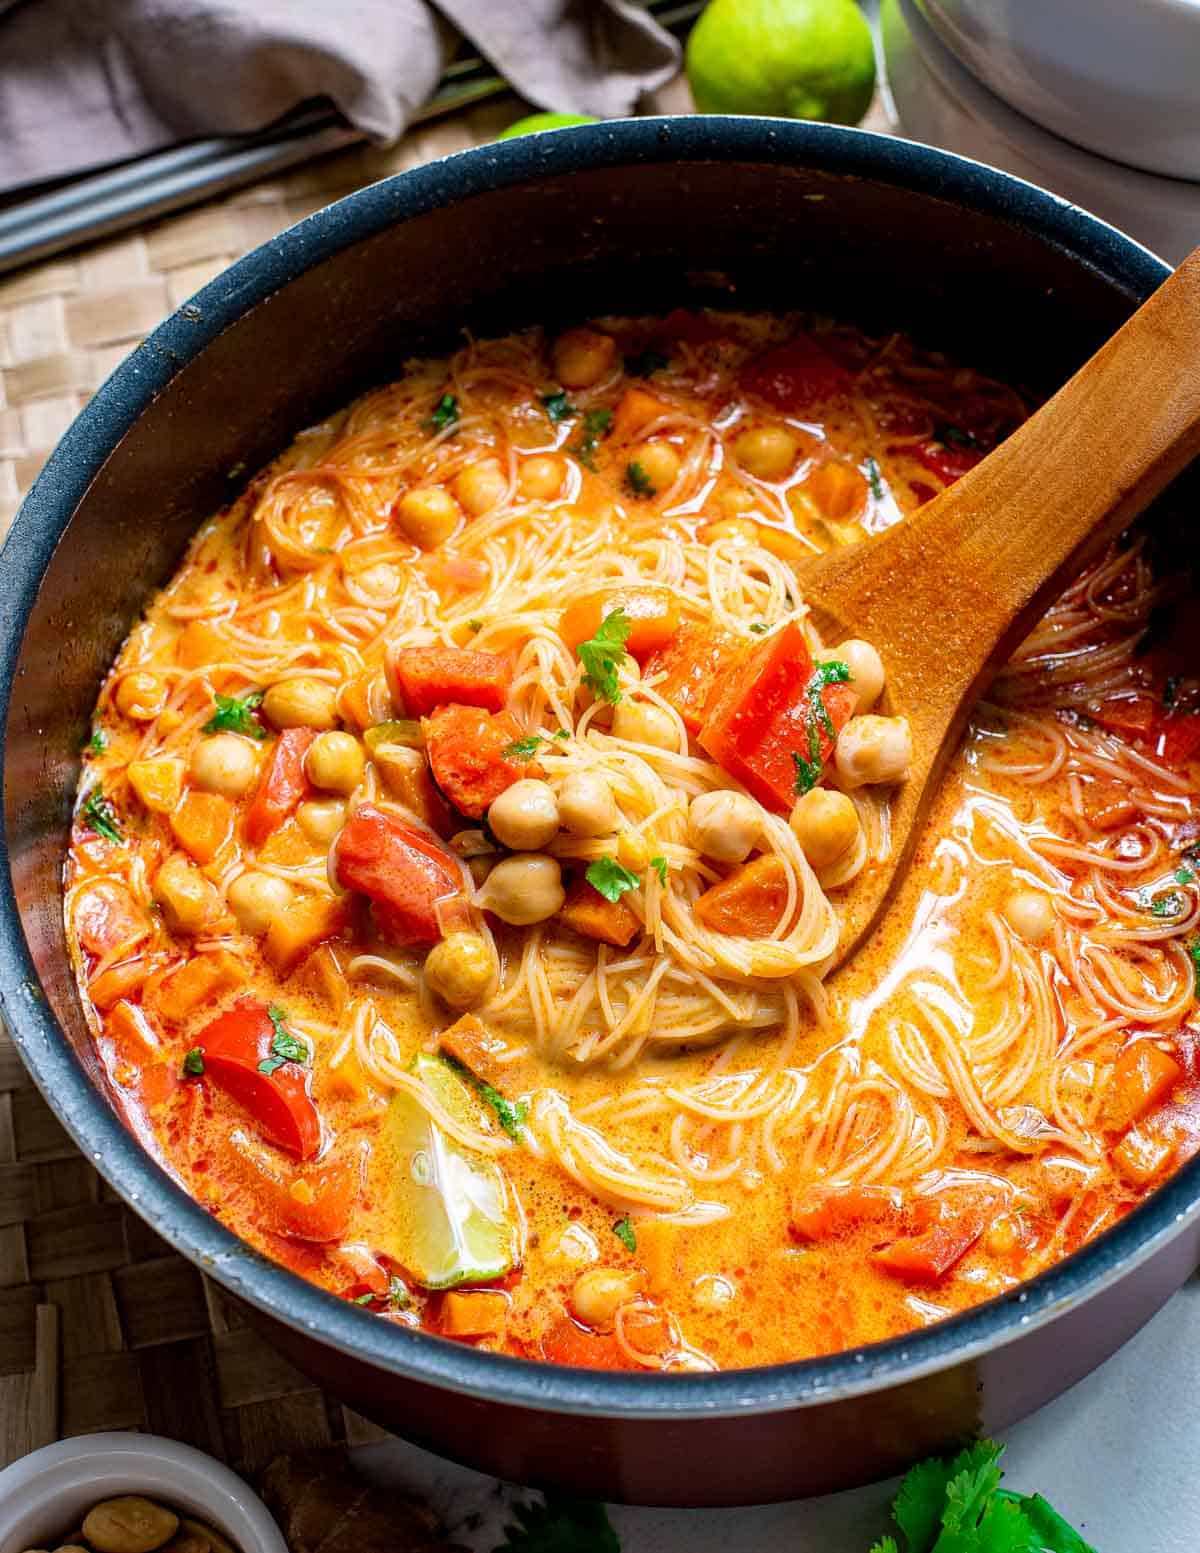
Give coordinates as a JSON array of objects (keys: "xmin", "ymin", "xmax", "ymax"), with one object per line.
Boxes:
[{"xmin": 804, "ymin": 246, "xmax": 1200, "ymax": 971}]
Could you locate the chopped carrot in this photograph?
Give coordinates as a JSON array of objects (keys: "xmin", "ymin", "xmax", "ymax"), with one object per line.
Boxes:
[
  {"xmin": 1105, "ymin": 1041, "xmax": 1182, "ymax": 1131},
  {"xmin": 74, "ymin": 882, "xmax": 149, "ymax": 958},
  {"xmin": 751, "ymin": 522, "xmax": 812, "ymax": 564},
  {"xmin": 176, "ymin": 619, "xmax": 228, "ymax": 668},
  {"xmin": 795, "ymin": 460, "xmax": 869, "ymax": 524},
  {"xmin": 540, "ymin": 1316, "xmax": 636, "ymax": 1370},
  {"xmin": 127, "ymin": 757, "xmax": 185, "ymax": 814},
  {"xmin": 790, "ymin": 1184, "xmax": 903, "ymax": 1243},
  {"xmin": 1112, "ymin": 1125, "xmax": 1175, "ymax": 1186},
  {"xmin": 643, "ymin": 621, "xmax": 743, "ymax": 734},
  {"xmin": 155, "ymin": 949, "xmax": 246, "ymax": 1022},
  {"xmin": 698, "ymin": 620, "xmax": 856, "ymax": 811},
  {"xmin": 558, "ymin": 586, "xmax": 680, "ymax": 663},
  {"xmin": 441, "ymin": 1289, "xmax": 510, "ymax": 1339},
  {"xmin": 739, "ymin": 333, "xmax": 852, "ymax": 412},
  {"xmin": 107, "ymin": 999, "xmax": 161, "ymax": 1058},
  {"xmin": 559, "ymin": 878, "xmax": 641, "ymax": 948},
  {"xmin": 89, "ymin": 956, "xmax": 151, "ymax": 1011},
  {"xmin": 437, "ymin": 1013, "xmax": 513, "ymax": 1088},
  {"xmin": 695, "ymin": 854, "xmax": 791, "ymax": 937},
  {"xmin": 170, "ymin": 790, "xmax": 233, "ymax": 864},
  {"xmin": 334, "ymin": 804, "xmax": 463, "ymax": 948},
  {"xmin": 424, "ymin": 703, "xmax": 542, "ymax": 819},
  {"xmin": 611, "ymin": 386, "xmax": 673, "ymax": 443},
  {"xmin": 387, "ymin": 644, "xmax": 512, "ymax": 717},
  {"xmin": 245, "ymin": 727, "xmax": 316, "ymax": 847},
  {"xmin": 263, "ymin": 894, "xmax": 350, "ymax": 976}
]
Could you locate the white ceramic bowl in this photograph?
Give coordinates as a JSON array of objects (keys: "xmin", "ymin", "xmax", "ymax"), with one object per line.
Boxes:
[
  {"xmin": 915, "ymin": 0, "xmax": 1200, "ymax": 180},
  {"xmin": 0, "ymin": 1436, "xmax": 289, "ymax": 1553},
  {"xmin": 882, "ymin": 0, "xmax": 1200, "ymax": 265}
]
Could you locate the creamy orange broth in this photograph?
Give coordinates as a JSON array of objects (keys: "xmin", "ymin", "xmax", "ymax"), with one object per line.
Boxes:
[{"xmin": 66, "ymin": 312, "xmax": 1200, "ymax": 1370}]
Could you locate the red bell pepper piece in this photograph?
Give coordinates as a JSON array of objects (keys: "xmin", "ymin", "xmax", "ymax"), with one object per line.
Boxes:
[
  {"xmin": 911, "ymin": 439, "xmax": 984, "ymax": 485},
  {"xmin": 245, "ymin": 727, "xmax": 316, "ymax": 846},
  {"xmin": 387, "ymin": 644, "xmax": 512, "ymax": 717},
  {"xmin": 334, "ymin": 803, "xmax": 464, "ymax": 947},
  {"xmin": 1159, "ymin": 713, "xmax": 1200, "ymax": 769},
  {"xmin": 643, "ymin": 621, "xmax": 743, "ymax": 734},
  {"xmin": 739, "ymin": 332, "xmax": 852, "ymax": 412},
  {"xmin": 540, "ymin": 1316, "xmax": 637, "ymax": 1370},
  {"xmin": 199, "ymin": 998, "xmax": 321, "ymax": 1159}
]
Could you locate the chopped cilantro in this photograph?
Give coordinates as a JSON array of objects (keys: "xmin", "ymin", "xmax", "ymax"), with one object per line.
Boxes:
[
  {"xmin": 586, "ymin": 856, "xmax": 640, "ymax": 902},
  {"xmin": 865, "ymin": 455, "xmax": 884, "ymax": 501},
  {"xmin": 650, "ymin": 855, "xmax": 668, "ymax": 886},
  {"xmin": 553, "ymin": 728, "xmax": 570, "ymax": 740},
  {"xmin": 749, "ymin": 621, "xmax": 770, "ymax": 634},
  {"xmin": 480, "ymin": 1080, "xmax": 529, "ymax": 1141},
  {"xmin": 624, "ymin": 459, "xmax": 655, "ymax": 498},
  {"xmin": 203, "ymin": 689, "xmax": 265, "ymax": 740},
  {"xmin": 541, "ymin": 390, "xmax": 575, "ymax": 424},
  {"xmin": 502, "ymin": 735, "xmax": 543, "ymax": 762},
  {"xmin": 624, "ymin": 348, "xmax": 669, "ymax": 378},
  {"xmin": 495, "ymin": 1496, "xmax": 619, "ymax": 1553},
  {"xmin": 793, "ymin": 660, "xmax": 851, "ymax": 795},
  {"xmin": 571, "ymin": 407, "xmax": 613, "ymax": 470},
  {"xmin": 257, "ymin": 1006, "xmax": 308, "ymax": 1076},
  {"xmin": 612, "ymin": 1216, "xmax": 637, "ymax": 1252},
  {"xmin": 387, "ymin": 1273, "xmax": 411, "ymax": 1309},
  {"xmin": 182, "ymin": 1047, "xmax": 205, "ymax": 1077},
  {"xmin": 1165, "ymin": 674, "xmax": 1182, "ymax": 709},
  {"xmin": 576, "ymin": 608, "xmax": 630, "ymax": 704},
  {"xmin": 1140, "ymin": 889, "xmax": 1184, "ymax": 918},
  {"xmin": 352, "ymin": 1292, "xmax": 375, "ymax": 1305},
  {"xmin": 1177, "ymin": 867, "xmax": 1195, "ymax": 884},
  {"xmin": 87, "ymin": 728, "xmax": 107, "ymax": 756},
  {"xmin": 1189, "ymin": 939, "xmax": 1200, "ymax": 991},
  {"xmin": 81, "ymin": 789, "xmax": 122, "ymax": 842},
  {"xmin": 467, "ymin": 618, "xmax": 484, "ymax": 633},
  {"xmin": 933, "ymin": 422, "xmax": 984, "ymax": 451},
  {"xmin": 427, "ymin": 392, "xmax": 459, "ymax": 432}
]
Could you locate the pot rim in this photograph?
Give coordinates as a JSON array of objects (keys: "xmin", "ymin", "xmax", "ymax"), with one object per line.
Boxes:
[{"xmin": 0, "ymin": 115, "xmax": 1189, "ymax": 1423}]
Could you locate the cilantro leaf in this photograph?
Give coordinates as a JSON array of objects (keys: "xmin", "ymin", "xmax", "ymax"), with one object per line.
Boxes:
[
  {"xmin": 586, "ymin": 856, "xmax": 640, "ymax": 902},
  {"xmin": 869, "ymin": 1541, "xmax": 901, "ymax": 1553},
  {"xmin": 494, "ymin": 1496, "xmax": 619, "ymax": 1553},
  {"xmin": 182, "ymin": 1047, "xmax": 205, "ymax": 1077},
  {"xmin": 650, "ymin": 855, "xmax": 668, "ymax": 886},
  {"xmin": 88, "ymin": 728, "xmax": 107, "ymax": 756},
  {"xmin": 258, "ymin": 1007, "xmax": 308, "ymax": 1075},
  {"xmin": 428, "ymin": 393, "xmax": 460, "ymax": 432},
  {"xmin": 749, "ymin": 621, "xmax": 770, "ymax": 634},
  {"xmin": 612, "ymin": 1216, "xmax": 636, "ymax": 1252},
  {"xmin": 502, "ymin": 735, "xmax": 543, "ymax": 762},
  {"xmin": 934, "ymin": 423, "xmax": 983, "ymax": 450},
  {"xmin": 893, "ymin": 1451, "xmax": 963, "ymax": 1551},
  {"xmin": 541, "ymin": 390, "xmax": 575, "ymax": 424},
  {"xmin": 1190, "ymin": 939, "xmax": 1200, "ymax": 992},
  {"xmin": 793, "ymin": 660, "xmax": 851, "ymax": 795},
  {"xmin": 998, "ymin": 1490, "xmax": 1097, "ymax": 1553},
  {"xmin": 204, "ymin": 690, "xmax": 265, "ymax": 740},
  {"xmin": 352, "ymin": 1291, "xmax": 375, "ymax": 1305},
  {"xmin": 624, "ymin": 459, "xmax": 656, "ymax": 498},
  {"xmin": 480, "ymin": 1080, "xmax": 528, "ymax": 1141},
  {"xmin": 624, "ymin": 348, "xmax": 669, "ymax": 378},
  {"xmin": 576, "ymin": 608, "xmax": 631, "ymax": 704},
  {"xmin": 865, "ymin": 455, "xmax": 885, "ymax": 500},
  {"xmin": 1177, "ymin": 867, "xmax": 1195, "ymax": 884},
  {"xmin": 553, "ymin": 728, "xmax": 570, "ymax": 740},
  {"xmin": 571, "ymin": 407, "xmax": 613, "ymax": 470},
  {"xmin": 81, "ymin": 789, "xmax": 122, "ymax": 843},
  {"xmin": 387, "ymin": 1273, "xmax": 411, "ymax": 1309}
]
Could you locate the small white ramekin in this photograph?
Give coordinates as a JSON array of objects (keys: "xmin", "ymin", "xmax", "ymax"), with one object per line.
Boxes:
[{"xmin": 0, "ymin": 1435, "xmax": 289, "ymax": 1553}]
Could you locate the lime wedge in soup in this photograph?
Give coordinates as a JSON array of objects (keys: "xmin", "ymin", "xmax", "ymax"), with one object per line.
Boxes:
[{"xmin": 381, "ymin": 1053, "xmax": 517, "ymax": 1289}]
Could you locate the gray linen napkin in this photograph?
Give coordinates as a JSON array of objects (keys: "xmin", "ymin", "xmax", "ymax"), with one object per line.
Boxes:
[{"xmin": 0, "ymin": 0, "xmax": 680, "ymax": 195}]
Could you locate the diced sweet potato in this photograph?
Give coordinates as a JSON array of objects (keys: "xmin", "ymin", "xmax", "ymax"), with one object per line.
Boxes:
[
  {"xmin": 441, "ymin": 1289, "xmax": 510, "ymax": 1338},
  {"xmin": 694, "ymin": 854, "xmax": 791, "ymax": 937},
  {"xmin": 170, "ymin": 790, "xmax": 233, "ymax": 863},
  {"xmin": 264, "ymin": 894, "xmax": 350, "ymax": 975},
  {"xmin": 438, "ymin": 1013, "xmax": 513, "ymax": 1088},
  {"xmin": 1112, "ymin": 1125, "xmax": 1176, "ymax": 1185},
  {"xmin": 89, "ymin": 956, "xmax": 151, "ymax": 1011},
  {"xmin": 1105, "ymin": 1041, "xmax": 1182, "ymax": 1131},
  {"xmin": 176, "ymin": 620, "xmax": 228, "ymax": 668},
  {"xmin": 107, "ymin": 998, "xmax": 161, "ymax": 1056},
  {"xmin": 127, "ymin": 757, "xmax": 185, "ymax": 814},
  {"xmin": 155, "ymin": 949, "xmax": 247, "ymax": 1022},
  {"xmin": 560, "ymin": 878, "xmax": 641, "ymax": 948},
  {"xmin": 612, "ymin": 386, "xmax": 673, "ymax": 443}
]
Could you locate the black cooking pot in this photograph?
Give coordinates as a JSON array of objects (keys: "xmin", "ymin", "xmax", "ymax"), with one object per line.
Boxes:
[{"xmin": 1, "ymin": 118, "xmax": 1192, "ymax": 1506}]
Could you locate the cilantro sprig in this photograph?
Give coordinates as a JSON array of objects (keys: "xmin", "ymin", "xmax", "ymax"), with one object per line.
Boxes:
[
  {"xmin": 650, "ymin": 855, "xmax": 668, "ymax": 887},
  {"xmin": 257, "ymin": 1006, "xmax": 308, "ymax": 1076},
  {"xmin": 612, "ymin": 1216, "xmax": 636, "ymax": 1252},
  {"xmin": 865, "ymin": 455, "xmax": 885, "ymax": 501},
  {"xmin": 586, "ymin": 856, "xmax": 640, "ymax": 902},
  {"xmin": 793, "ymin": 659, "xmax": 851, "ymax": 795},
  {"xmin": 427, "ymin": 393, "xmax": 460, "ymax": 432},
  {"xmin": 479, "ymin": 1080, "xmax": 529, "ymax": 1142},
  {"xmin": 502, "ymin": 735, "xmax": 544, "ymax": 762},
  {"xmin": 182, "ymin": 1047, "xmax": 205, "ymax": 1077},
  {"xmin": 571, "ymin": 407, "xmax": 613, "ymax": 470},
  {"xmin": 541, "ymin": 390, "xmax": 575, "ymax": 424},
  {"xmin": 81, "ymin": 789, "xmax": 122, "ymax": 843},
  {"xmin": 204, "ymin": 690, "xmax": 265, "ymax": 740},
  {"xmin": 495, "ymin": 1497, "xmax": 620, "ymax": 1553},
  {"xmin": 87, "ymin": 728, "xmax": 107, "ymax": 756},
  {"xmin": 576, "ymin": 608, "xmax": 631, "ymax": 704},
  {"xmin": 624, "ymin": 460, "xmax": 655, "ymax": 498}
]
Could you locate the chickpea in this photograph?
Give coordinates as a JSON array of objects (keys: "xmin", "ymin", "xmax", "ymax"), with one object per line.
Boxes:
[
  {"xmin": 612, "ymin": 698, "xmax": 678, "ymax": 750},
  {"xmin": 1005, "ymin": 889, "xmax": 1055, "ymax": 944},
  {"xmin": 558, "ymin": 770, "xmax": 618, "ymax": 837},
  {"xmin": 819, "ymin": 638, "xmax": 885, "ymax": 712},
  {"xmin": 732, "ymin": 425, "xmax": 799, "ymax": 481},
  {"xmin": 453, "ymin": 457, "xmax": 508, "ymax": 517},
  {"xmin": 425, "ymin": 931, "xmax": 494, "ymax": 1009},
  {"xmin": 227, "ymin": 870, "xmax": 293, "ymax": 935},
  {"xmin": 631, "ymin": 440, "xmax": 682, "ymax": 493},
  {"xmin": 262, "ymin": 676, "xmax": 338, "ymax": 731},
  {"xmin": 488, "ymin": 778, "xmax": 560, "ymax": 850},
  {"xmin": 153, "ymin": 853, "xmax": 223, "ymax": 936},
  {"xmin": 179, "ymin": 1524, "xmax": 236, "ymax": 1553},
  {"xmin": 569, "ymin": 1267, "xmax": 643, "ymax": 1331},
  {"xmin": 477, "ymin": 853, "xmax": 564, "ymax": 925},
  {"xmin": 700, "ymin": 516, "xmax": 758, "ymax": 546},
  {"xmin": 552, "ymin": 327, "xmax": 616, "ymax": 389},
  {"xmin": 115, "ymin": 671, "xmax": 167, "ymax": 722},
  {"xmin": 688, "ymin": 790, "xmax": 761, "ymax": 864},
  {"xmin": 306, "ymin": 730, "xmax": 365, "ymax": 794},
  {"xmin": 83, "ymin": 1498, "xmax": 178, "ymax": 1553},
  {"xmin": 297, "ymin": 797, "xmax": 346, "ymax": 845},
  {"xmin": 835, "ymin": 715, "xmax": 913, "ymax": 789},
  {"xmin": 518, "ymin": 454, "xmax": 567, "ymax": 501},
  {"xmin": 790, "ymin": 788, "xmax": 860, "ymax": 869},
  {"xmin": 394, "ymin": 486, "xmax": 460, "ymax": 548},
  {"xmin": 188, "ymin": 732, "xmax": 258, "ymax": 797}
]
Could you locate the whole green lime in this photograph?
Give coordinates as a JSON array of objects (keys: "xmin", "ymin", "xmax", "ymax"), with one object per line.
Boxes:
[
  {"xmin": 497, "ymin": 112, "xmax": 598, "ymax": 140},
  {"xmin": 686, "ymin": 0, "xmax": 876, "ymax": 126}
]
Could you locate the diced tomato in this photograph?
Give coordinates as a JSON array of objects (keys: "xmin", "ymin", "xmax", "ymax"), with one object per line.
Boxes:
[
  {"xmin": 698, "ymin": 620, "xmax": 857, "ymax": 811},
  {"xmin": 1105, "ymin": 1041, "xmax": 1183, "ymax": 1131},
  {"xmin": 540, "ymin": 1316, "xmax": 637, "ymax": 1370},
  {"xmin": 643, "ymin": 621, "xmax": 743, "ymax": 734},
  {"xmin": 245, "ymin": 727, "xmax": 316, "ymax": 847},
  {"xmin": 334, "ymin": 803, "xmax": 463, "ymax": 947},
  {"xmin": 387, "ymin": 644, "xmax": 512, "ymax": 717},
  {"xmin": 74, "ymin": 882, "xmax": 149, "ymax": 958},
  {"xmin": 558, "ymin": 586, "xmax": 680, "ymax": 664},
  {"xmin": 1159, "ymin": 713, "xmax": 1200, "ymax": 769},
  {"xmin": 911, "ymin": 439, "xmax": 984, "ymax": 485},
  {"xmin": 199, "ymin": 998, "xmax": 321, "ymax": 1159},
  {"xmin": 790, "ymin": 1185, "xmax": 902, "ymax": 1243},
  {"xmin": 424, "ymin": 703, "xmax": 542, "ymax": 819},
  {"xmin": 739, "ymin": 333, "xmax": 852, "ymax": 412}
]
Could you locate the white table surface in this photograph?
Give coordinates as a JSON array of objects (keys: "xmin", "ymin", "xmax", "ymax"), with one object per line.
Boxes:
[{"xmin": 355, "ymin": 1271, "xmax": 1200, "ymax": 1549}]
